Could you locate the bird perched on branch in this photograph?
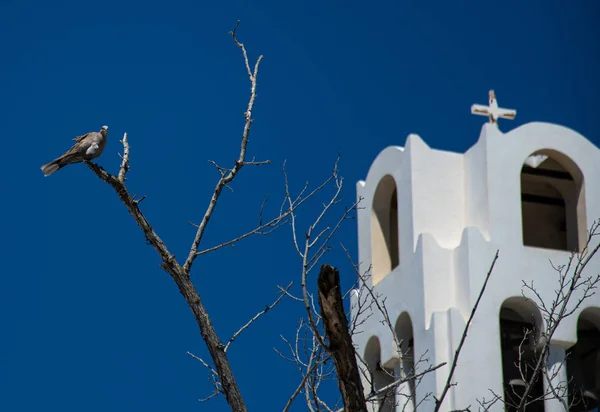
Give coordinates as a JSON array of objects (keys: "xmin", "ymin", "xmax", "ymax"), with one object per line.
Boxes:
[{"xmin": 41, "ymin": 126, "xmax": 108, "ymax": 177}]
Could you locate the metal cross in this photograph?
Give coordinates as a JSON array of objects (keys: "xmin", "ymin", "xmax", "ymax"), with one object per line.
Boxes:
[{"xmin": 471, "ymin": 90, "xmax": 516, "ymax": 125}]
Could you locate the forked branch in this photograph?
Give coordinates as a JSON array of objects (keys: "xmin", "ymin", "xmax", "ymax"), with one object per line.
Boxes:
[{"xmin": 183, "ymin": 21, "xmax": 265, "ymax": 274}]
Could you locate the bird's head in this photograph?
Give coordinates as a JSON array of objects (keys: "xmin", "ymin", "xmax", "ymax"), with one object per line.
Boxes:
[{"xmin": 100, "ymin": 125, "xmax": 108, "ymax": 136}]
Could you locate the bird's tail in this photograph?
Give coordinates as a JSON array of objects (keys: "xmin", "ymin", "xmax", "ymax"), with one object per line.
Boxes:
[
  {"xmin": 40, "ymin": 153, "xmax": 79, "ymax": 177},
  {"xmin": 41, "ymin": 160, "xmax": 62, "ymax": 177}
]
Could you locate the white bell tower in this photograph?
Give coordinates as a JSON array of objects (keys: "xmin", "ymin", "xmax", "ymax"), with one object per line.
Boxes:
[{"xmin": 351, "ymin": 91, "xmax": 600, "ymax": 412}]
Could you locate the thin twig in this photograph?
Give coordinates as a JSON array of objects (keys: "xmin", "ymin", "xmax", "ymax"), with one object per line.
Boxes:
[
  {"xmin": 199, "ymin": 389, "xmax": 221, "ymax": 402},
  {"xmin": 186, "ymin": 351, "xmax": 218, "ymax": 377},
  {"xmin": 229, "ymin": 20, "xmax": 253, "ymax": 80},
  {"xmin": 224, "ymin": 282, "xmax": 293, "ymax": 352},
  {"xmin": 283, "ymin": 360, "xmax": 321, "ymax": 412},
  {"xmin": 367, "ymin": 362, "xmax": 448, "ymax": 401},
  {"xmin": 199, "ymin": 374, "xmax": 224, "ymax": 402}
]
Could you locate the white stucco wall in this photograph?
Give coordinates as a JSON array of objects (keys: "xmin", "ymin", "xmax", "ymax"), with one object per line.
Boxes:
[{"xmin": 352, "ymin": 121, "xmax": 600, "ymax": 412}]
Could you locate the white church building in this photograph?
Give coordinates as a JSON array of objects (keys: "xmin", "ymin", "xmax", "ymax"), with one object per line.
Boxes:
[{"xmin": 351, "ymin": 91, "xmax": 600, "ymax": 412}]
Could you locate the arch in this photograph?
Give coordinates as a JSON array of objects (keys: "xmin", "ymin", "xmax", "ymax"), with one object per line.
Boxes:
[
  {"xmin": 499, "ymin": 297, "xmax": 545, "ymax": 411},
  {"xmin": 371, "ymin": 175, "xmax": 399, "ymax": 285},
  {"xmin": 394, "ymin": 312, "xmax": 416, "ymax": 412},
  {"xmin": 364, "ymin": 336, "xmax": 382, "ymax": 369},
  {"xmin": 364, "ymin": 336, "xmax": 395, "ymax": 412},
  {"xmin": 520, "ymin": 149, "xmax": 586, "ymax": 252},
  {"xmin": 566, "ymin": 308, "xmax": 600, "ymax": 411}
]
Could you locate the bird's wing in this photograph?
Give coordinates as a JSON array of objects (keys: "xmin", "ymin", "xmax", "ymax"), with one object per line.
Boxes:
[
  {"xmin": 65, "ymin": 133, "xmax": 98, "ymax": 155},
  {"xmin": 73, "ymin": 132, "xmax": 91, "ymax": 143},
  {"xmin": 62, "ymin": 140, "xmax": 87, "ymax": 157}
]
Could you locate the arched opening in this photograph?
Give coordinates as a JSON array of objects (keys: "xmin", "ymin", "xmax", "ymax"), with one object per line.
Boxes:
[
  {"xmin": 520, "ymin": 150, "xmax": 585, "ymax": 252},
  {"xmin": 371, "ymin": 175, "xmax": 399, "ymax": 285},
  {"xmin": 364, "ymin": 336, "xmax": 395, "ymax": 412},
  {"xmin": 394, "ymin": 312, "xmax": 416, "ymax": 412},
  {"xmin": 566, "ymin": 308, "xmax": 600, "ymax": 411},
  {"xmin": 499, "ymin": 297, "xmax": 545, "ymax": 412}
]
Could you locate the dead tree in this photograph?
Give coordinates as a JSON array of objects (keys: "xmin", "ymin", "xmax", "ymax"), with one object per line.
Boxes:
[
  {"xmin": 82, "ymin": 21, "xmax": 303, "ymax": 411},
  {"xmin": 78, "ymin": 21, "xmax": 365, "ymax": 412}
]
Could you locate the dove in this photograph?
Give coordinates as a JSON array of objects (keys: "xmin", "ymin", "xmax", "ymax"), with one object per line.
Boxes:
[{"xmin": 41, "ymin": 126, "xmax": 108, "ymax": 177}]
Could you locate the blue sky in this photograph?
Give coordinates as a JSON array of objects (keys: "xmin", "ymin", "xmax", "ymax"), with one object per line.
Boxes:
[{"xmin": 1, "ymin": 1, "xmax": 599, "ymax": 411}]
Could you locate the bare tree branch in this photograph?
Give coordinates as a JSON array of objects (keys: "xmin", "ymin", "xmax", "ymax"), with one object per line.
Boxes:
[
  {"xmin": 85, "ymin": 161, "xmax": 175, "ymax": 267},
  {"xmin": 224, "ymin": 282, "xmax": 293, "ymax": 353},
  {"xmin": 88, "ymin": 154, "xmax": 247, "ymax": 410},
  {"xmin": 117, "ymin": 132, "xmax": 130, "ymax": 182},
  {"xmin": 199, "ymin": 388, "xmax": 222, "ymax": 403},
  {"xmin": 365, "ymin": 361, "xmax": 447, "ymax": 402},
  {"xmin": 229, "ymin": 20, "xmax": 253, "ymax": 80},
  {"xmin": 283, "ymin": 360, "xmax": 321, "ymax": 412},
  {"xmin": 183, "ymin": 22, "xmax": 264, "ymax": 274},
  {"xmin": 186, "ymin": 351, "xmax": 219, "ymax": 377}
]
